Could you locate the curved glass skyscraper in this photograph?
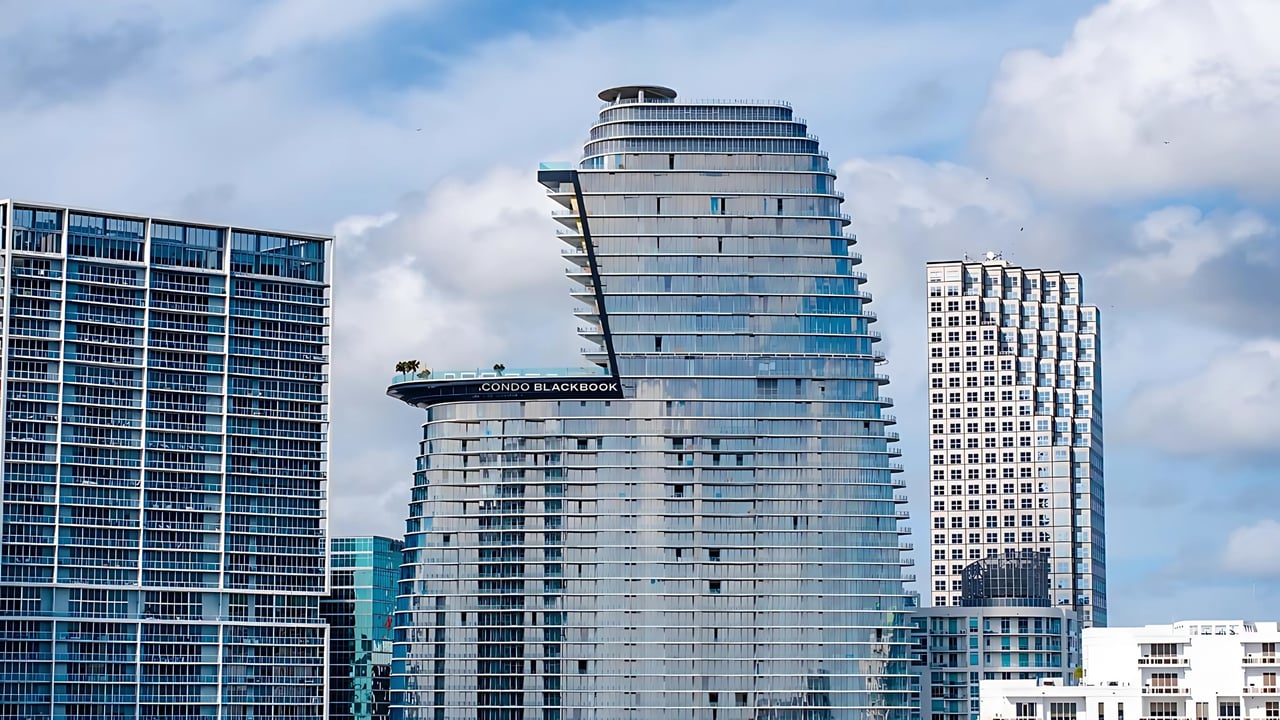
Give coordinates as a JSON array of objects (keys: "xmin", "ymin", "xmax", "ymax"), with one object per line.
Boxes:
[{"xmin": 390, "ymin": 86, "xmax": 913, "ymax": 720}]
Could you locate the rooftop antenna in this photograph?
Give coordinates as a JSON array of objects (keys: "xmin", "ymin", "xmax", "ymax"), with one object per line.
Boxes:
[{"xmin": 985, "ymin": 250, "xmax": 1003, "ymax": 262}]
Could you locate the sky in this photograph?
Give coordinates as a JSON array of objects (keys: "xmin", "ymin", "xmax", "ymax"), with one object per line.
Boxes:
[{"xmin": 1, "ymin": 0, "xmax": 1277, "ymax": 627}]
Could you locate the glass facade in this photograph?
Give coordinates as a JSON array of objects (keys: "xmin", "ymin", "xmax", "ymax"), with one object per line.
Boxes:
[
  {"xmin": 391, "ymin": 87, "xmax": 914, "ymax": 719},
  {"xmin": 924, "ymin": 260, "xmax": 1105, "ymax": 626},
  {"xmin": 323, "ymin": 536, "xmax": 404, "ymax": 720},
  {"xmin": 0, "ymin": 200, "xmax": 331, "ymax": 719}
]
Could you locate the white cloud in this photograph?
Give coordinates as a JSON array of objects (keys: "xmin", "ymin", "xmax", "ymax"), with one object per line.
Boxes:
[
  {"xmin": 332, "ymin": 212, "xmax": 398, "ymax": 255},
  {"xmin": 236, "ymin": 0, "xmax": 426, "ymax": 61},
  {"xmin": 0, "ymin": 0, "xmax": 1073, "ymax": 230},
  {"xmin": 0, "ymin": 0, "xmax": 1274, "ymax": 602},
  {"xmin": 1107, "ymin": 206, "xmax": 1270, "ymax": 283},
  {"xmin": 978, "ymin": 0, "xmax": 1280, "ymax": 200},
  {"xmin": 327, "ymin": 167, "xmax": 581, "ymax": 533},
  {"xmin": 1222, "ymin": 519, "xmax": 1280, "ymax": 578},
  {"xmin": 1123, "ymin": 340, "xmax": 1280, "ymax": 455},
  {"xmin": 0, "ymin": 0, "xmax": 1082, "ymax": 539}
]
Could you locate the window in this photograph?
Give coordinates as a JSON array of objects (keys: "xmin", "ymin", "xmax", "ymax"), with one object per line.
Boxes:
[{"xmin": 1050, "ymin": 702, "xmax": 1078, "ymax": 720}]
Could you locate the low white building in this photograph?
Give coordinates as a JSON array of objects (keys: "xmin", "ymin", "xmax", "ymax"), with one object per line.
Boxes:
[{"xmin": 981, "ymin": 620, "xmax": 1280, "ymax": 720}]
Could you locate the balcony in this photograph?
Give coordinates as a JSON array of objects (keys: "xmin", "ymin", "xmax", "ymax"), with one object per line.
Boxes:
[
  {"xmin": 1242, "ymin": 686, "xmax": 1278, "ymax": 694},
  {"xmin": 1142, "ymin": 685, "xmax": 1187, "ymax": 695},
  {"xmin": 1244, "ymin": 655, "xmax": 1280, "ymax": 665},
  {"xmin": 1139, "ymin": 655, "xmax": 1188, "ymax": 666}
]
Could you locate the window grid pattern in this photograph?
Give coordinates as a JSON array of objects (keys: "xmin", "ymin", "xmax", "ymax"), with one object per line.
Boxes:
[
  {"xmin": 0, "ymin": 201, "xmax": 331, "ymax": 718},
  {"xmin": 924, "ymin": 260, "xmax": 1105, "ymax": 626}
]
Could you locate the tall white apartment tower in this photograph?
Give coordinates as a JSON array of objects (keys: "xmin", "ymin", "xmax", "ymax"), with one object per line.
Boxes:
[{"xmin": 925, "ymin": 255, "xmax": 1105, "ymax": 626}]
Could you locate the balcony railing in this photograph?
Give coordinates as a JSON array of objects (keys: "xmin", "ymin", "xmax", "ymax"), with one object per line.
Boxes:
[
  {"xmin": 1142, "ymin": 685, "xmax": 1187, "ymax": 694},
  {"xmin": 391, "ymin": 366, "xmax": 609, "ymax": 385},
  {"xmin": 1244, "ymin": 655, "xmax": 1279, "ymax": 665},
  {"xmin": 1139, "ymin": 656, "xmax": 1188, "ymax": 665}
]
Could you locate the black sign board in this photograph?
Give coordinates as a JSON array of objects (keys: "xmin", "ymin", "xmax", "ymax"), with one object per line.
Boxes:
[{"xmin": 388, "ymin": 376, "xmax": 624, "ymax": 409}]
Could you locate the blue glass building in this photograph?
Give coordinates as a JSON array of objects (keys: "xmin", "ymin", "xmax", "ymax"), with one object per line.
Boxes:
[
  {"xmin": 323, "ymin": 536, "xmax": 404, "ymax": 720},
  {"xmin": 389, "ymin": 86, "xmax": 914, "ymax": 720},
  {"xmin": 0, "ymin": 200, "xmax": 330, "ymax": 719}
]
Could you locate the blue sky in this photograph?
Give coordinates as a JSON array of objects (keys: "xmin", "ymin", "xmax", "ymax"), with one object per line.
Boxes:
[{"xmin": 0, "ymin": 0, "xmax": 1277, "ymax": 626}]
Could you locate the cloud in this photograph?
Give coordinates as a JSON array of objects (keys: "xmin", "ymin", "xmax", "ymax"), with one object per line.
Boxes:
[
  {"xmin": 1222, "ymin": 519, "xmax": 1280, "ymax": 578},
  {"xmin": 0, "ymin": 0, "xmax": 1093, "ymax": 541},
  {"xmin": 1099, "ymin": 205, "xmax": 1280, "ymax": 336},
  {"xmin": 327, "ymin": 167, "xmax": 581, "ymax": 533},
  {"xmin": 0, "ymin": 0, "xmax": 1274, "ymax": 630},
  {"xmin": 235, "ymin": 0, "xmax": 427, "ymax": 61},
  {"xmin": 0, "ymin": 14, "xmax": 162, "ymax": 107},
  {"xmin": 0, "ymin": 0, "xmax": 1083, "ymax": 231},
  {"xmin": 978, "ymin": 0, "xmax": 1280, "ymax": 200},
  {"xmin": 1107, "ymin": 206, "xmax": 1270, "ymax": 284},
  {"xmin": 1123, "ymin": 339, "xmax": 1280, "ymax": 456}
]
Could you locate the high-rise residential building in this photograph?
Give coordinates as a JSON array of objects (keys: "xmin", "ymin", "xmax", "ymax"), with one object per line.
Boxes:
[
  {"xmin": 980, "ymin": 620, "xmax": 1280, "ymax": 720},
  {"xmin": 323, "ymin": 536, "xmax": 404, "ymax": 720},
  {"xmin": 908, "ymin": 552, "xmax": 1080, "ymax": 720},
  {"xmin": 0, "ymin": 200, "xmax": 330, "ymax": 718},
  {"xmin": 388, "ymin": 85, "xmax": 914, "ymax": 720},
  {"xmin": 924, "ymin": 256, "xmax": 1105, "ymax": 625}
]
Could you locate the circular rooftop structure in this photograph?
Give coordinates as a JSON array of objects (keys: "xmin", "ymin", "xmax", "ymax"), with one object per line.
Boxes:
[{"xmin": 598, "ymin": 85, "xmax": 677, "ymax": 102}]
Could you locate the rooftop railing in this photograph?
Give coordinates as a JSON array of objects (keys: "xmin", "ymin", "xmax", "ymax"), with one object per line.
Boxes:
[
  {"xmin": 602, "ymin": 97, "xmax": 792, "ymax": 109},
  {"xmin": 391, "ymin": 366, "xmax": 609, "ymax": 385}
]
